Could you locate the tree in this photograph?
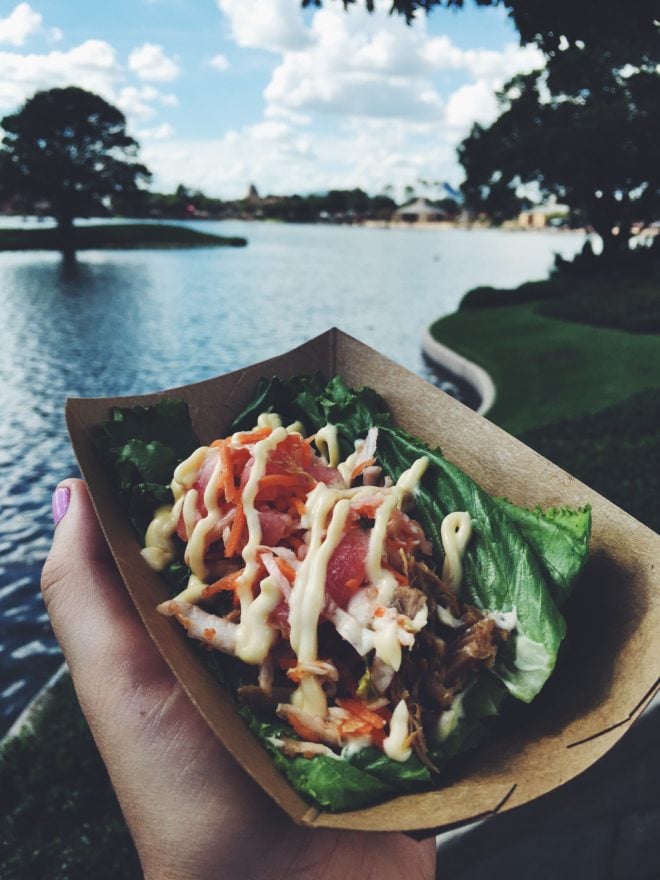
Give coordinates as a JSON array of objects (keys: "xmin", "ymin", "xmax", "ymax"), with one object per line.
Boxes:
[
  {"xmin": 458, "ymin": 47, "xmax": 660, "ymax": 258},
  {"xmin": 303, "ymin": 1, "xmax": 659, "ymax": 55},
  {"xmin": 0, "ymin": 86, "xmax": 151, "ymax": 254}
]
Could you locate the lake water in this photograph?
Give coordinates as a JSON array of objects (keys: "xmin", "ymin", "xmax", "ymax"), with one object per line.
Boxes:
[{"xmin": 0, "ymin": 220, "xmax": 583, "ymax": 734}]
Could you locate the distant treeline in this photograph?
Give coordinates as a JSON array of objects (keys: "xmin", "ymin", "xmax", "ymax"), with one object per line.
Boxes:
[
  {"xmin": 111, "ymin": 185, "xmax": 461, "ymax": 224},
  {"xmin": 114, "ymin": 185, "xmax": 402, "ymax": 223}
]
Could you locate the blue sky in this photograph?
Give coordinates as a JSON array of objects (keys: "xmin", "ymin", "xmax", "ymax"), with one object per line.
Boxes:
[{"xmin": 0, "ymin": 0, "xmax": 544, "ymax": 199}]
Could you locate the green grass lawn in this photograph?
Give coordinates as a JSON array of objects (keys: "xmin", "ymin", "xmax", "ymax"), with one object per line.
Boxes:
[
  {"xmin": 0, "ymin": 223, "xmax": 247, "ymax": 250},
  {"xmin": 430, "ymin": 272, "xmax": 660, "ymax": 532},
  {"xmin": 430, "ymin": 285, "xmax": 660, "ymax": 436}
]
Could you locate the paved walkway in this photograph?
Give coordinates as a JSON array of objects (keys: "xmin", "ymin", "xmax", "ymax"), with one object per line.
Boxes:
[{"xmin": 435, "ymin": 693, "xmax": 660, "ymax": 879}]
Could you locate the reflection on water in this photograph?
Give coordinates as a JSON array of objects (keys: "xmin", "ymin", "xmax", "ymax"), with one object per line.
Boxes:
[{"xmin": 0, "ymin": 222, "xmax": 584, "ymax": 733}]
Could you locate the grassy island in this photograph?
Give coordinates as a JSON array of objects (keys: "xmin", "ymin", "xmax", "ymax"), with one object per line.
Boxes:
[{"xmin": 0, "ymin": 222, "xmax": 247, "ymax": 251}]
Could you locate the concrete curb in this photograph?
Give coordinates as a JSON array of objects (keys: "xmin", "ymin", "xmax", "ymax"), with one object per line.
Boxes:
[
  {"xmin": 422, "ymin": 328, "xmax": 496, "ymax": 416},
  {"xmin": 2, "ymin": 662, "xmax": 68, "ymax": 744}
]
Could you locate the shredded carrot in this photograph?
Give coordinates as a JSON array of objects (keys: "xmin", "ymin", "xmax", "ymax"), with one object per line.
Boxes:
[
  {"xmin": 344, "ymin": 577, "xmax": 361, "ymax": 594},
  {"xmin": 338, "ymin": 716, "xmax": 371, "ymax": 736},
  {"xmin": 202, "ymin": 567, "xmax": 244, "ymax": 599},
  {"xmin": 224, "ymin": 503, "xmax": 246, "ymax": 558},
  {"xmin": 390, "ymin": 567, "xmax": 408, "ymax": 585},
  {"xmin": 258, "ymin": 473, "xmax": 312, "ymax": 491},
  {"xmin": 290, "ymin": 496, "xmax": 306, "ymax": 516},
  {"xmin": 350, "ymin": 499, "xmax": 382, "ymax": 519},
  {"xmin": 336, "ymin": 697, "xmax": 387, "ymax": 729},
  {"xmin": 235, "ymin": 427, "xmax": 272, "ymax": 444},
  {"xmin": 287, "ymin": 713, "xmax": 322, "ymax": 743},
  {"xmin": 219, "ymin": 443, "xmax": 238, "ymax": 503},
  {"xmin": 275, "ymin": 557, "xmax": 297, "ymax": 582},
  {"xmin": 350, "ymin": 457, "xmax": 375, "ymax": 480}
]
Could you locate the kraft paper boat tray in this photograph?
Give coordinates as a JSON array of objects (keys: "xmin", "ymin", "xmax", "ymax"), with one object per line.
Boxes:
[{"xmin": 65, "ymin": 328, "xmax": 660, "ymax": 835}]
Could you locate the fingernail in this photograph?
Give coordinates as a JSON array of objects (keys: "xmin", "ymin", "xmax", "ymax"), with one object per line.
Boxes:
[{"xmin": 52, "ymin": 486, "xmax": 70, "ymax": 527}]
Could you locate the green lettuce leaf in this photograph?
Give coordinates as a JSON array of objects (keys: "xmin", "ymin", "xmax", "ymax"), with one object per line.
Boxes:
[
  {"xmin": 239, "ymin": 706, "xmax": 431, "ymax": 812},
  {"xmin": 232, "ymin": 373, "xmax": 393, "ymax": 459},
  {"xmin": 494, "ymin": 500, "xmax": 592, "ymax": 607},
  {"xmin": 96, "ymin": 399, "xmax": 200, "ymax": 537}
]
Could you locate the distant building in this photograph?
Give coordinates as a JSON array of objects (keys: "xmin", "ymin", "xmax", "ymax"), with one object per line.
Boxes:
[
  {"xmin": 246, "ymin": 183, "xmax": 261, "ymax": 203},
  {"xmin": 392, "ymin": 198, "xmax": 449, "ymax": 223},
  {"xmin": 518, "ymin": 202, "xmax": 570, "ymax": 229}
]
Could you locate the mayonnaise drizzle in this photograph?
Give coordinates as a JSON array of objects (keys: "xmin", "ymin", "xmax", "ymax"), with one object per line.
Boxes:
[
  {"xmin": 141, "ymin": 445, "xmax": 209, "ymax": 572},
  {"xmin": 367, "ymin": 457, "xmax": 429, "ymax": 604},
  {"xmin": 289, "ymin": 489, "xmax": 351, "ymax": 716},
  {"xmin": 383, "ymin": 699, "xmax": 412, "ymax": 762},
  {"xmin": 235, "ymin": 426, "xmax": 288, "ymax": 615},
  {"xmin": 441, "ymin": 511, "xmax": 473, "ymax": 593},
  {"xmin": 314, "ymin": 423, "xmax": 340, "ymax": 467}
]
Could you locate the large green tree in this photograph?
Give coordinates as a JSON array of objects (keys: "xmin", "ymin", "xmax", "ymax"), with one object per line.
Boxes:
[
  {"xmin": 458, "ymin": 46, "xmax": 660, "ymax": 257},
  {"xmin": 0, "ymin": 86, "xmax": 151, "ymax": 254}
]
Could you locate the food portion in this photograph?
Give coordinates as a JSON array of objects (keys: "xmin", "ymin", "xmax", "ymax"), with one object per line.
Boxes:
[{"xmin": 97, "ymin": 374, "xmax": 591, "ymax": 811}]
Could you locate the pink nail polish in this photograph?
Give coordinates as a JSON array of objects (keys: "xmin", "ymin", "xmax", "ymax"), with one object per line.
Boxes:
[{"xmin": 52, "ymin": 486, "xmax": 70, "ymax": 527}]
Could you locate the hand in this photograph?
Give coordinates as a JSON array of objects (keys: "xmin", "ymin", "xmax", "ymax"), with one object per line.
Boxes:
[{"xmin": 42, "ymin": 479, "xmax": 437, "ymax": 880}]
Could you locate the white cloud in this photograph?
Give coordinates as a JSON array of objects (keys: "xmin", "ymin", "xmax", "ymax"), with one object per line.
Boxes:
[
  {"xmin": 259, "ymin": 3, "xmax": 541, "ymax": 132},
  {"xmin": 137, "ymin": 121, "xmax": 175, "ymax": 140},
  {"xmin": 141, "ymin": 111, "xmax": 459, "ymax": 201},
  {"xmin": 115, "ymin": 85, "xmax": 177, "ymax": 119},
  {"xmin": 209, "ymin": 52, "xmax": 229, "ymax": 71},
  {"xmin": 0, "ymin": 37, "xmax": 179, "ymax": 137},
  {"xmin": 128, "ymin": 42, "xmax": 179, "ymax": 81},
  {"xmin": 0, "ymin": 40, "xmax": 121, "ymax": 111},
  {"xmin": 132, "ymin": 0, "xmax": 543, "ymax": 198},
  {"xmin": 445, "ymin": 80, "xmax": 498, "ymax": 131},
  {"xmin": 217, "ymin": 0, "xmax": 311, "ymax": 53},
  {"xmin": 0, "ymin": 3, "xmax": 41, "ymax": 47}
]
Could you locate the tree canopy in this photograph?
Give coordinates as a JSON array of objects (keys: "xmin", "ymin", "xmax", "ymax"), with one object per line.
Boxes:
[
  {"xmin": 458, "ymin": 44, "xmax": 659, "ymax": 257},
  {"xmin": 303, "ymin": 0, "xmax": 660, "ymax": 54},
  {"xmin": 0, "ymin": 86, "xmax": 151, "ymax": 253}
]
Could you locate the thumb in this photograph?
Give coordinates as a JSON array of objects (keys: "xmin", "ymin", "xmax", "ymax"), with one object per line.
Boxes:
[{"xmin": 41, "ymin": 478, "xmax": 170, "ymax": 702}]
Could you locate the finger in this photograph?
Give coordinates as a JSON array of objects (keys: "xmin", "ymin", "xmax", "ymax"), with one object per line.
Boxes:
[{"xmin": 42, "ymin": 478, "xmax": 171, "ymax": 703}]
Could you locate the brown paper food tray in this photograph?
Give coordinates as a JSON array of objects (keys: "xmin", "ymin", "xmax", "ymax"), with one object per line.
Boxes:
[{"xmin": 65, "ymin": 328, "xmax": 660, "ymax": 835}]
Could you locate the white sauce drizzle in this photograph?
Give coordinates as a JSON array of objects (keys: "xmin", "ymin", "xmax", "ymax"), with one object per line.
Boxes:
[
  {"xmin": 436, "ymin": 689, "xmax": 467, "ymax": 743},
  {"xmin": 366, "ymin": 457, "xmax": 429, "ymax": 606},
  {"xmin": 185, "ymin": 452, "xmax": 224, "ymax": 578},
  {"xmin": 487, "ymin": 608, "xmax": 518, "ymax": 631},
  {"xmin": 383, "ymin": 699, "xmax": 412, "ymax": 762},
  {"xmin": 289, "ymin": 490, "xmax": 351, "ymax": 716},
  {"xmin": 257, "ymin": 412, "xmax": 282, "ymax": 429},
  {"xmin": 314, "ymin": 423, "xmax": 340, "ymax": 466},
  {"xmin": 234, "ymin": 575, "xmax": 282, "ymax": 664},
  {"xmin": 141, "ymin": 445, "xmax": 209, "ymax": 572},
  {"xmin": 233, "ymin": 426, "xmax": 288, "ymax": 657},
  {"xmin": 441, "ymin": 511, "xmax": 473, "ymax": 593}
]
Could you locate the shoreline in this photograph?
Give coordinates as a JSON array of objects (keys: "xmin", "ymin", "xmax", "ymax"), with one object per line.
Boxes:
[{"xmin": 421, "ymin": 328, "xmax": 496, "ymax": 415}]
